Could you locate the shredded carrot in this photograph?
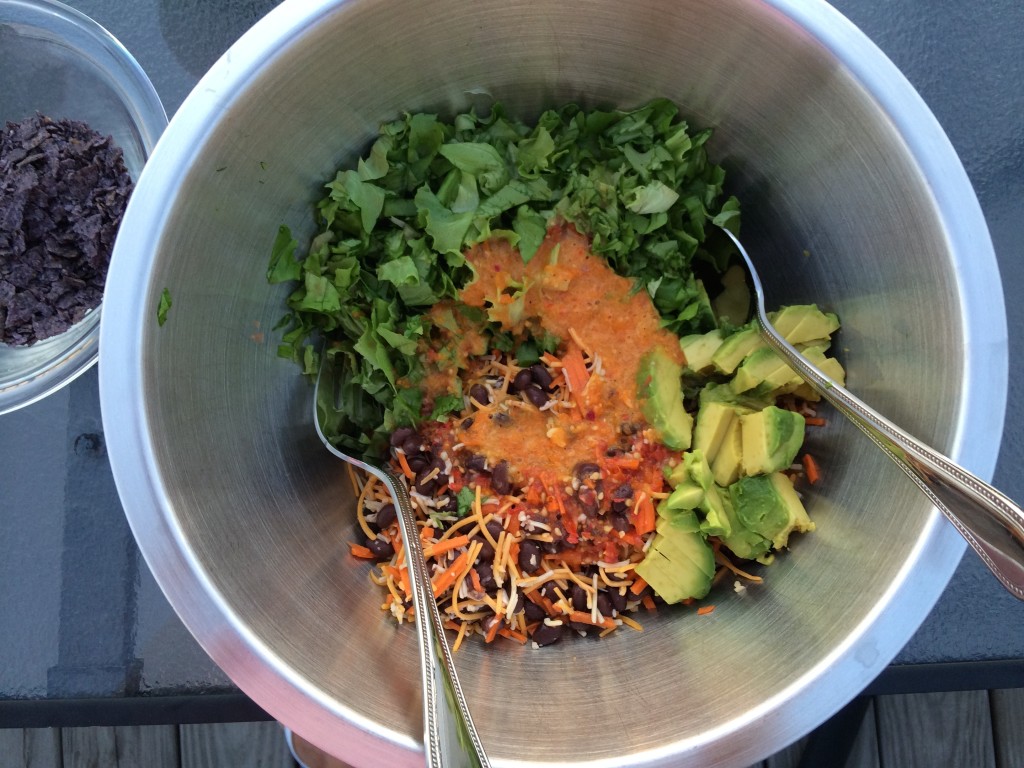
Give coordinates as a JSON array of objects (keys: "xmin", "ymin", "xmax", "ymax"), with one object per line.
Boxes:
[
  {"xmin": 424, "ymin": 535, "xmax": 470, "ymax": 559},
  {"xmin": 348, "ymin": 542, "xmax": 376, "ymax": 559},
  {"xmin": 804, "ymin": 416, "xmax": 827, "ymax": 427},
  {"xmin": 498, "ymin": 627, "xmax": 528, "ymax": 644},
  {"xmin": 802, "ymin": 453, "xmax": 821, "ymax": 485},
  {"xmin": 568, "ymin": 611, "xmax": 616, "ymax": 630},
  {"xmin": 633, "ymin": 492, "xmax": 655, "ymax": 536},
  {"xmin": 484, "ymin": 617, "xmax": 502, "ymax": 643},
  {"xmin": 396, "ymin": 450, "xmax": 415, "ymax": 479},
  {"xmin": 697, "ymin": 605, "xmax": 716, "ymax": 616},
  {"xmin": 561, "ymin": 341, "xmax": 590, "ymax": 396},
  {"xmin": 641, "ymin": 594, "xmax": 657, "ymax": 612},
  {"xmin": 629, "ymin": 575, "xmax": 649, "ymax": 595},
  {"xmin": 432, "ymin": 551, "xmax": 470, "ymax": 598},
  {"xmin": 469, "ymin": 568, "xmax": 485, "ymax": 594}
]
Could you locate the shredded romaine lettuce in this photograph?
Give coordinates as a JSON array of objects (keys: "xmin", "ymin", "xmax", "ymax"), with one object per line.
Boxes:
[{"xmin": 270, "ymin": 99, "xmax": 739, "ymax": 457}]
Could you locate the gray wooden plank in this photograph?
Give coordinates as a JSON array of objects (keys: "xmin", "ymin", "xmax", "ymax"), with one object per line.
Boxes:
[
  {"xmin": 991, "ymin": 687, "xmax": 1024, "ymax": 768},
  {"xmin": 844, "ymin": 698, "xmax": 880, "ymax": 768},
  {"xmin": 61, "ymin": 727, "xmax": 116, "ymax": 768},
  {"xmin": 288, "ymin": 731, "xmax": 355, "ymax": 768},
  {"xmin": 0, "ymin": 728, "xmax": 63, "ymax": 768},
  {"xmin": 875, "ymin": 690, "xmax": 996, "ymax": 768},
  {"xmin": 180, "ymin": 722, "xmax": 294, "ymax": 768},
  {"xmin": 111, "ymin": 725, "xmax": 179, "ymax": 767},
  {"xmin": 765, "ymin": 736, "xmax": 807, "ymax": 768}
]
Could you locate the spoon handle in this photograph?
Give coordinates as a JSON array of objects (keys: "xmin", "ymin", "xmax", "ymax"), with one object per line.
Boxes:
[
  {"xmin": 721, "ymin": 229, "xmax": 1024, "ymax": 599},
  {"xmin": 759, "ymin": 325, "xmax": 1024, "ymax": 599},
  {"xmin": 382, "ymin": 468, "xmax": 491, "ymax": 768}
]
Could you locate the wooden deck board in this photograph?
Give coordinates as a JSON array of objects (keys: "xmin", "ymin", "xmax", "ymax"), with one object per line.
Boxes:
[
  {"xmin": 5, "ymin": 688, "xmax": 1024, "ymax": 767},
  {"xmin": 875, "ymin": 690, "xmax": 996, "ymax": 768},
  {"xmin": 991, "ymin": 687, "xmax": 1024, "ymax": 768},
  {"xmin": 0, "ymin": 728, "xmax": 62, "ymax": 768},
  {"xmin": 179, "ymin": 721, "xmax": 295, "ymax": 768}
]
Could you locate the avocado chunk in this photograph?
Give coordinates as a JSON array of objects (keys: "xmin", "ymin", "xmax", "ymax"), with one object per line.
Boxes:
[
  {"xmin": 637, "ymin": 347, "xmax": 692, "ymax": 450},
  {"xmin": 729, "ymin": 472, "xmax": 814, "ymax": 550},
  {"xmin": 710, "ymin": 327, "xmax": 766, "ymax": 375},
  {"xmin": 711, "ymin": 415, "xmax": 744, "ymax": 486},
  {"xmin": 683, "ymin": 449, "xmax": 715, "ymax": 491},
  {"xmin": 693, "ymin": 400, "xmax": 739, "ymax": 459},
  {"xmin": 716, "ymin": 486, "xmax": 772, "ymax": 561},
  {"xmin": 768, "ymin": 304, "xmax": 840, "ymax": 345},
  {"xmin": 680, "ymin": 329, "xmax": 725, "ymax": 375},
  {"xmin": 699, "ymin": 380, "xmax": 774, "ymax": 413},
  {"xmin": 635, "ymin": 522, "xmax": 715, "ymax": 603},
  {"xmin": 698, "ymin": 483, "xmax": 732, "ymax": 538},
  {"xmin": 663, "ymin": 482, "xmax": 705, "ymax": 510},
  {"xmin": 740, "ymin": 406, "xmax": 805, "ymax": 476}
]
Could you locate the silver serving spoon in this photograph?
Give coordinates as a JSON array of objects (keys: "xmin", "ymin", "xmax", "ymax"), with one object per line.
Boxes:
[
  {"xmin": 722, "ymin": 228, "xmax": 1024, "ymax": 599},
  {"xmin": 314, "ymin": 350, "xmax": 490, "ymax": 768}
]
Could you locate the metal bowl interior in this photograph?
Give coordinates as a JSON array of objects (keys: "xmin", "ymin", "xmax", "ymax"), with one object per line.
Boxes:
[
  {"xmin": 0, "ymin": 0, "xmax": 166, "ymax": 414},
  {"xmin": 99, "ymin": 0, "xmax": 1006, "ymax": 766}
]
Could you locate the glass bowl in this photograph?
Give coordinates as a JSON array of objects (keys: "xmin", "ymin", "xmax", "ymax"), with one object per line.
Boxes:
[{"xmin": 0, "ymin": 0, "xmax": 166, "ymax": 414}]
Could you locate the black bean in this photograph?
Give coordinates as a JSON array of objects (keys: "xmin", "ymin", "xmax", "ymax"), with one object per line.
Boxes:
[
  {"xmin": 531, "ymin": 621, "xmax": 565, "ymax": 647},
  {"xmin": 490, "ymin": 460, "xmax": 512, "ymax": 495},
  {"xmin": 437, "ymin": 495, "xmax": 458, "ymax": 513},
  {"xmin": 491, "ymin": 411, "xmax": 512, "ymax": 427},
  {"xmin": 611, "ymin": 483, "xmax": 634, "ymax": 501},
  {"xmin": 469, "ymin": 384, "xmax": 490, "ymax": 405},
  {"xmin": 597, "ymin": 592, "xmax": 614, "ymax": 617},
  {"xmin": 485, "ymin": 519, "xmax": 504, "ymax": 539},
  {"xmin": 610, "ymin": 511, "xmax": 631, "ymax": 532},
  {"xmin": 571, "ymin": 583, "xmax": 589, "ymax": 612},
  {"xmin": 375, "ymin": 503, "xmax": 397, "ymax": 529},
  {"xmin": 523, "ymin": 598, "xmax": 547, "ymax": 623},
  {"xmin": 472, "ymin": 534, "xmax": 495, "ymax": 562},
  {"xmin": 575, "ymin": 462, "xmax": 601, "ymax": 482},
  {"xmin": 511, "ymin": 369, "xmax": 534, "ymax": 392},
  {"xmin": 414, "ymin": 468, "xmax": 440, "ymax": 495},
  {"xmin": 461, "ymin": 417, "xmax": 475, "ymax": 430},
  {"xmin": 475, "ymin": 562, "xmax": 497, "ymax": 592},
  {"xmin": 518, "ymin": 539, "xmax": 542, "ymax": 573},
  {"xmin": 620, "ymin": 422, "xmax": 641, "ymax": 436},
  {"xmin": 542, "ymin": 538, "xmax": 564, "ymax": 554},
  {"xmin": 366, "ymin": 536, "xmax": 394, "ymax": 559},
  {"xmin": 529, "ymin": 364, "xmax": 553, "ymax": 390},
  {"xmin": 401, "ymin": 433, "xmax": 423, "ymax": 456},
  {"xmin": 608, "ymin": 587, "xmax": 627, "ymax": 614},
  {"xmin": 390, "ymin": 426, "xmax": 416, "ymax": 449},
  {"xmin": 523, "ymin": 385, "xmax": 548, "ymax": 408},
  {"xmin": 465, "ymin": 453, "xmax": 487, "ymax": 471},
  {"xmin": 407, "ymin": 454, "xmax": 430, "ymax": 474}
]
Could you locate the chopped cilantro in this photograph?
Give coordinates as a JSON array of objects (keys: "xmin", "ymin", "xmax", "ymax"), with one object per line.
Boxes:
[{"xmin": 157, "ymin": 288, "xmax": 172, "ymax": 327}]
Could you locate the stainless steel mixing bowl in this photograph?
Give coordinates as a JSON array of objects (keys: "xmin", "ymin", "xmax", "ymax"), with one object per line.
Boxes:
[{"xmin": 98, "ymin": 0, "xmax": 1008, "ymax": 765}]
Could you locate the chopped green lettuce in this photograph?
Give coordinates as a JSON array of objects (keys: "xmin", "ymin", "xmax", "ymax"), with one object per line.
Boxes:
[{"xmin": 271, "ymin": 99, "xmax": 739, "ymax": 458}]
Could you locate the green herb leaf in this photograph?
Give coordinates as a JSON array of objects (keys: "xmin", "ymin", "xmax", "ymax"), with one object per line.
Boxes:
[{"xmin": 156, "ymin": 288, "xmax": 172, "ymax": 327}]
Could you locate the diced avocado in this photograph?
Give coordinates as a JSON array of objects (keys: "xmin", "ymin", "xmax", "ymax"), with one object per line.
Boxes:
[
  {"xmin": 693, "ymin": 400, "xmax": 739, "ymax": 459},
  {"xmin": 717, "ymin": 488, "xmax": 772, "ymax": 561},
  {"xmin": 778, "ymin": 346, "xmax": 847, "ymax": 402},
  {"xmin": 731, "ymin": 347, "xmax": 792, "ymax": 395},
  {"xmin": 683, "ymin": 449, "xmax": 715, "ymax": 491},
  {"xmin": 699, "ymin": 381, "xmax": 774, "ymax": 413},
  {"xmin": 768, "ymin": 304, "xmax": 840, "ymax": 345},
  {"xmin": 664, "ymin": 461, "xmax": 688, "ymax": 488},
  {"xmin": 729, "ymin": 472, "xmax": 814, "ymax": 550},
  {"xmin": 680, "ymin": 329, "xmax": 724, "ymax": 375},
  {"xmin": 740, "ymin": 406, "xmax": 805, "ymax": 476},
  {"xmin": 710, "ymin": 327, "xmax": 766, "ymax": 374},
  {"xmin": 698, "ymin": 484, "xmax": 732, "ymax": 538},
  {"xmin": 663, "ymin": 482, "xmax": 705, "ymax": 510},
  {"xmin": 636, "ymin": 523, "xmax": 715, "ymax": 603},
  {"xmin": 711, "ymin": 415, "xmax": 743, "ymax": 486},
  {"xmin": 712, "ymin": 265, "xmax": 751, "ymax": 326},
  {"xmin": 657, "ymin": 505, "xmax": 701, "ymax": 533},
  {"xmin": 637, "ymin": 347, "xmax": 693, "ymax": 450}
]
